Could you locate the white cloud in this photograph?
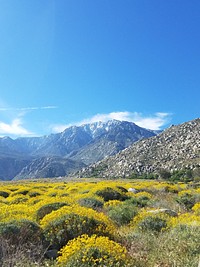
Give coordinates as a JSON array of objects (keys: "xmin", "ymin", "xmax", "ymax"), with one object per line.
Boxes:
[
  {"xmin": 0, "ymin": 118, "xmax": 33, "ymax": 136},
  {"xmin": 0, "ymin": 106, "xmax": 57, "ymax": 111},
  {"xmin": 0, "ymin": 105, "xmax": 58, "ymax": 137},
  {"xmin": 52, "ymin": 111, "xmax": 172, "ymax": 133}
]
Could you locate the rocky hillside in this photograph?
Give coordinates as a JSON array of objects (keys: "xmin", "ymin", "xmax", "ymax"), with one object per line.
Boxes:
[
  {"xmin": 78, "ymin": 118, "xmax": 200, "ymax": 178},
  {"xmin": 0, "ymin": 120, "xmax": 156, "ymax": 180}
]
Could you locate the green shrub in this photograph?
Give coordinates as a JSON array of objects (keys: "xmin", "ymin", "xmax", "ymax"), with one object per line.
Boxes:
[
  {"xmin": 176, "ymin": 193, "xmax": 196, "ymax": 210},
  {"xmin": 125, "ymin": 196, "xmax": 150, "ymax": 207},
  {"xmin": 0, "ymin": 191, "xmax": 9, "ymax": 198},
  {"xmin": 116, "ymin": 186, "xmax": 128, "ymax": 193},
  {"xmin": 78, "ymin": 197, "xmax": 103, "ymax": 210},
  {"xmin": 138, "ymin": 216, "xmax": 167, "ymax": 233},
  {"xmin": 28, "ymin": 191, "xmax": 41, "ymax": 197},
  {"xmin": 36, "ymin": 202, "xmax": 68, "ymax": 222},
  {"xmin": 48, "ymin": 192, "xmax": 57, "ymax": 197},
  {"xmin": 123, "ymin": 224, "xmax": 200, "ymax": 266},
  {"xmin": 0, "ymin": 221, "xmax": 45, "ymax": 267},
  {"xmin": 60, "ymin": 193, "xmax": 69, "ymax": 197},
  {"xmin": 95, "ymin": 187, "xmax": 129, "ymax": 202},
  {"xmin": 12, "ymin": 190, "xmax": 29, "ymax": 196},
  {"xmin": 107, "ymin": 203, "xmax": 137, "ymax": 226},
  {"xmin": 0, "ymin": 220, "xmax": 44, "ymax": 245},
  {"xmin": 9, "ymin": 197, "xmax": 29, "ymax": 204},
  {"xmin": 0, "ymin": 222, "xmax": 20, "ymax": 244}
]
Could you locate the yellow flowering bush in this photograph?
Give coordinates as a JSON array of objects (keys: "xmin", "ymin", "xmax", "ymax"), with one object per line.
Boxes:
[
  {"xmin": 0, "ymin": 204, "xmax": 34, "ymax": 222},
  {"xmin": 104, "ymin": 199, "xmax": 122, "ymax": 208},
  {"xmin": 57, "ymin": 234, "xmax": 129, "ymax": 267},
  {"xmin": 40, "ymin": 205, "xmax": 115, "ymax": 249},
  {"xmin": 0, "ymin": 179, "xmax": 198, "ymax": 266},
  {"xmin": 130, "ymin": 209, "xmax": 171, "ymax": 232},
  {"xmin": 178, "ymin": 189, "xmax": 194, "ymax": 196},
  {"xmin": 192, "ymin": 202, "xmax": 200, "ymax": 215},
  {"xmin": 169, "ymin": 213, "xmax": 200, "ymax": 227},
  {"xmin": 35, "ymin": 202, "xmax": 69, "ymax": 222},
  {"xmin": 134, "ymin": 191, "xmax": 153, "ymax": 199}
]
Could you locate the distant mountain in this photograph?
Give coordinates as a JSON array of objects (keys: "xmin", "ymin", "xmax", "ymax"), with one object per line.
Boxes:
[
  {"xmin": 14, "ymin": 157, "xmax": 86, "ymax": 180},
  {"xmin": 78, "ymin": 118, "xmax": 200, "ymax": 178},
  {"xmin": 0, "ymin": 120, "xmax": 156, "ymax": 180},
  {"xmin": 70, "ymin": 120, "xmax": 156, "ymax": 165}
]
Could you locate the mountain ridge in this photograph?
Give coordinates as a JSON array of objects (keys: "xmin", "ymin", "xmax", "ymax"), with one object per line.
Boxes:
[{"xmin": 0, "ymin": 120, "xmax": 156, "ymax": 180}]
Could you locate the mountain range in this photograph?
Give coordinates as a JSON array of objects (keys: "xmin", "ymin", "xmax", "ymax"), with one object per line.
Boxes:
[
  {"xmin": 78, "ymin": 118, "xmax": 200, "ymax": 178},
  {"xmin": 0, "ymin": 120, "xmax": 156, "ymax": 180}
]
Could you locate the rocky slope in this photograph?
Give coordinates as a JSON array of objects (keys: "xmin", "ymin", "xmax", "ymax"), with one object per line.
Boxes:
[{"xmin": 78, "ymin": 118, "xmax": 200, "ymax": 178}]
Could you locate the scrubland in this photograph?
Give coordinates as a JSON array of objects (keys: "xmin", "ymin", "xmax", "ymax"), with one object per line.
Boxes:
[{"xmin": 0, "ymin": 178, "xmax": 199, "ymax": 266}]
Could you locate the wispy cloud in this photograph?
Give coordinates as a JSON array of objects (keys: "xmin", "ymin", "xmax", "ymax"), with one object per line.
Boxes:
[
  {"xmin": 0, "ymin": 106, "xmax": 57, "ymax": 111},
  {"xmin": 0, "ymin": 105, "xmax": 58, "ymax": 137},
  {"xmin": 52, "ymin": 111, "xmax": 172, "ymax": 133},
  {"xmin": 0, "ymin": 118, "xmax": 33, "ymax": 137}
]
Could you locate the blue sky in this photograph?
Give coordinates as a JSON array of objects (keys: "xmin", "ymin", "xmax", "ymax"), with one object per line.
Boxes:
[{"xmin": 0, "ymin": 0, "xmax": 199, "ymax": 138}]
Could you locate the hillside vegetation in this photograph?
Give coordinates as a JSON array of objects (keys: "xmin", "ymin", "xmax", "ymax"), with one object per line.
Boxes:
[{"xmin": 0, "ymin": 178, "xmax": 199, "ymax": 266}]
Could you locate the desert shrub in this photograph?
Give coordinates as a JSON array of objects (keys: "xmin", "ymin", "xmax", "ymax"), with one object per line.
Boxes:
[
  {"xmin": 124, "ymin": 224, "xmax": 200, "ymax": 267},
  {"xmin": 9, "ymin": 196, "xmax": 29, "ymax": 204},
  {"xmin": 130, "ymin": 209, "xmax": 171, "ymax": 233},
  {"xmin": 176, "ymin": 193, "xmax": 196, "ymax": 210},
  {"xmin": 28, "ymin": 191, "xmax": 41, "ymax": 197},
  {"xmin": 12, "ymin": 190, "xmax": 29, "ymax": 196},
  {"xmin": 80, "ymin": 190, "xmax": 90, "ymax": 194},
  {"xmin": 0, "ymin": 191, "xmax": 9, "ymax": 198},
  {"xmin": 107, "ymin": 203, "xmax": 137, "ymax": 226},
  {"xmin": 95, "ymin": 187, "xmax": 129, "ymax": 202},
  {"xmin": 150, "ymin": 224, "xmax": 200, "ymax": 266},
  {"xmin": 162, "ymin": 185, "xmax": 178, "ymax": 193},
  {"xmin": 78, "ymin": 197, "xmax": 103, "ymax": 210},
  {"xmin": 0, "ymin": 222, "xmax": 20, "ymax": 244},
  {"xmin": 125, "ymin": 195, "xmax": 150, "ymax": 207},
  {"xmin": 54, "ymin": 186, "xmax": 66, "ymax": 190},
  {"xmin": 36, "ymin": 202, "xmax": 68, "ymax": 222},
  {"xmin": 48, "ymin": 192, "xmax": 57, "ymax": 197},
  {"xmin": 60, "ymin": 193, "xmax": 69, "ymax": 197},
  {"xmin": 0, "ymin": 219, "xmax": 43, "ymax": 245},
  {"xmin": 43, "ymin": 213, "xmax": 111, "ymax": 249},
  {"xmin": 138, "ymin": 216, "xmax": 167, "ymax": 233},
  {"xmin": 57, "ymin": 234, "xmax": 130, "ymax": 267},
  {"xmin": 116, "ymin": 186, "xmax": 128, "ymax": 193},
  {"xmin": 0, "ymin": 236, "xmax": 45, "ymax": 267}
]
